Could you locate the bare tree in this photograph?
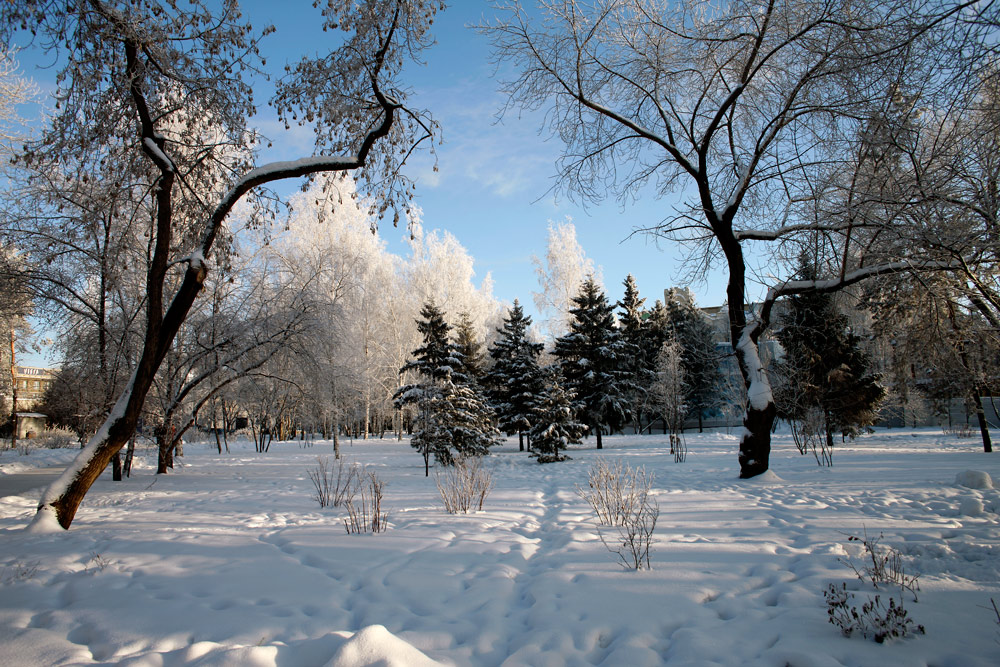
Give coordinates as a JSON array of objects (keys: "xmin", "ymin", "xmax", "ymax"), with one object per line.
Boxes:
[
  {"xmin": 484, "ymin": 0, "xmax": 994, "ymax": 477},
  {"xmin": 3, "ymin": 0, "xmax": 442, "ymax": 530}
]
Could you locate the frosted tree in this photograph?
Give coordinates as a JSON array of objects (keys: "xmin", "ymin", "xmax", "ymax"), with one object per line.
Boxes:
[
  {"xmin": 147, "ymin": 259, "xmax": 314, "ymax": 473},
  {"xmin": 3, "ymin": 0, "xmax": 444, "ymax": 530},
  {"xmin": 0, "ymin": 247, "xmax": 32, "ymax": 449},
  {"xmin": 405, "ymin": 225, "xmax": 502, "ymax": 342},
  {"xmin": 269, "ymin": 175, "xmax": 399, "ymax": 443},
  {"xmin": 395, "ymin": 301, "xmax": 458, "ymax": 474},
  {"xmin": 0, "ymin": 47, "xmax": 37, "ymax": 160},
  {"xmin": 532, "ymin": 218, "xmax": 598, "ymax": 340},
  {"xmin": 485, "ymin": 300, "xmax": 545, "ymax": 451},
  {"xmin": 529, "ymin": 374, "xmax": 586, "ymax": 463},
  {"xmin": 485, "ymin": 0, "xmax": 992, "ymax": 477},
  {"xmin": 649, "ymin": 338, "xmax": 687, "ymax": 461},
  {"xmin": 553, "ymin": 277, "xmax": 631, "ymax": 449}
]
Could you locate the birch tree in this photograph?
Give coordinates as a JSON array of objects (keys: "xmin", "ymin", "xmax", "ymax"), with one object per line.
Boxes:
[
  {"xmin": 532, "ymin": 218, "xmax": 598, "ymax": 340},
  {"xmin": 3, "ymin": 0, "xmax": 442, "ymax": 530},
  {"xmin": 485, "ymin": 0, "xmax": 995, "ymax": 477}
]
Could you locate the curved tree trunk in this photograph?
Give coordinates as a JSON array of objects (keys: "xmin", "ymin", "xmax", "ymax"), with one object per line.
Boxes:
[{"xmin": 722, "ymin": 236, "xmax": 777, "ymax": 479}]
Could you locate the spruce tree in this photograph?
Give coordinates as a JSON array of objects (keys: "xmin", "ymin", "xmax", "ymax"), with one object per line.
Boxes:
[
  {"xmin": 485, "ymin": 300, "xmax": 545, "ymax": 451},
  {"xmin": 395, "ymin": 301, "xmax": 458, "ymax": 475},
  {"xmin": 665, "ymin": 288, "xmax": 721, "ymax": 432},
  {"xmin": 774, "ymin": 260, "xmax": 885, "ymax": 451},
  {"xmin": 529, "ymin": 373, "xmax": 587, "ymax": 463},
  {"xmin": 617, "ymin": 274, "xmax": 651, "ymax": 432},
  {"xmin": 395, "ymin": 301, "xmax": 499, "ymax": 475},
  {"xmin": 454, "ymin": 311, "xmax": 486, "ymax": 385},
  {"xmin": 553, "ymin": 277, "xmax": 632, "ymax": 449}
]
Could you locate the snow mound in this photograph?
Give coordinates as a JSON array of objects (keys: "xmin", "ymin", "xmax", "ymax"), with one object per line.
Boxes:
[
  {"xmin": 955, "ymin": 470, "xmax": 993, "ymax": 490},
  {"xmin": 325, "ymin": 625, "xmax": 444, "ymax": 667},
  {"xmin": 960, "ymin": 497, "xmax": 985, "ymax": 517},
  {"xmin": 25, "ymin": 505, "xmax": 64, "ymax": 534},
  {"xmin": 741, "ymin": 469, "xmax": 785, "ymax": 484}
]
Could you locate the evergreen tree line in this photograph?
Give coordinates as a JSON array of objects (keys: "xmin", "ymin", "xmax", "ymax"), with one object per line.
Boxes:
[{"xmin": 395, "ymin": 274, "xmax": 727, "ymax": 466}]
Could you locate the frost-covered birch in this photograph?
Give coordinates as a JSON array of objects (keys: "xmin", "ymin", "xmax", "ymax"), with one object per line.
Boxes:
[{"xmin": 3, "ymin": 0, "xmax": 443, "ymax": 530}]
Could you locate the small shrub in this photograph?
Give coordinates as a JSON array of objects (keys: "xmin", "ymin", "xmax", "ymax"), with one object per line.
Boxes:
[
  {"xmin": 436, "ymin": 456, "xmax": 495, "ymax": 514},
  {"xmin": 578, "ymin": 458, "xmax": 659, "ymax": 570},
  {"xmin": 37, "ymin": 428, "xmax": 78, "ymax": 450},
  {"xmin": 344, "ymin": 470, "xmax": 388, "ymax": 534},
  {"xmin": 825, "ymin": 583, "xmax": 925, "ymax": 643},
  {"xmin": 599, "ymin": 495, "xmax": 659, "ymax": 570},
  {"xmin": 86, "ymin": 552, "xmax": 112, "ymax": 573},
  {"xmin": 1, "ymin": 560, "xmax": 39, "ymax": 584},
  {"xmin": 671, "ymin": 434, "xmax": 686, "ymax": 463},
  {"xmin": 841, "ymin": 529, "xmax": 919, "ymax": 601},
  {"xmin": 576, "ymin": 457, "xmax": 653, "ymax": 527},
  {"xmin": 307, "ymin": 456, "xmax": 361, "ymax": 509}
]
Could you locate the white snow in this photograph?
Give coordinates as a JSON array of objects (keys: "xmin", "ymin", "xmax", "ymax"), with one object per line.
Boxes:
[
  {"xmin": 736, "ymin": 328, "xmax": 773, "ymax": 411},
  {"xmin": 2, "ymin": 428, "xmax": 1000, "ymax": 666},
  {"xmin": 956, "ymin": 469, "xmax": 993, "ymax": 490}
]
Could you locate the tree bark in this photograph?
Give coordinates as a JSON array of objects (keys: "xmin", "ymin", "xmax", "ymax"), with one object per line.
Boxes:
[
  {"xmin": 973, "ymin": 392, "xmax": 993, "ymax": 453},
  {"xmin": 9, "ymin": 329, "xmax": 17, "ymax": 452}
]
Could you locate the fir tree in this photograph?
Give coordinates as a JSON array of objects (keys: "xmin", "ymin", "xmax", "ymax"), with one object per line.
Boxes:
[
  {"xmin": 395, "ymin": 301, "xmax": 499, "ymax": 475},
  {"xmin": 665, "ymin": 288, "xmax": 722, "ymax": 432},
  {"xmin": 553, "ymin": 277, "xmax": 632, "ymax": 449},
  {"xmin": 485, "ymin": 300, "xmax": 545, "ymax": 451},
  {"xmin": 617, "ymin": 274, "xmax": 651, "ymax": 432},
  {"xmin": 774, "ymin": 259, "xmax": 885, "ymax": 451},
  {"xmin": 417, "ymin": 378, "xmax": 502, "ymax": 466},
  {"xmin": 454, "ymin": 311, "xmax": 486, "ymax": 385},
  {"xmin": 529, "ymin": 373, "xmax": 587, "ymax": 463}
]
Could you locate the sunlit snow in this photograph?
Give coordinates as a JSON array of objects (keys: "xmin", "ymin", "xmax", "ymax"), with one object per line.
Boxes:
[{"xmin": 1, "ymin": 429, "xmax": 999, "ymax": 666}]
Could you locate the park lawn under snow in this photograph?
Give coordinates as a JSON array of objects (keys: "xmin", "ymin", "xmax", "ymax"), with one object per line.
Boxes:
[{"xmin": 1, "ymin": 429, "xmax": 999, "ymax": 666}]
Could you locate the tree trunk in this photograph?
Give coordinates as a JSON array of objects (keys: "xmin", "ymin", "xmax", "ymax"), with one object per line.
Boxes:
[
  {"xmin": 594, "ymin": 423, "xmax": 603, "ymax": 449},
  {"xmin": 123, "ymin": 435, "xmax": 135, "ymax": 478},
  {"xmin": 9, "ymin": 329, "xmax": 17, "ymax": 452},
  {"xmin": 112, "ymin": 452, "xmax": 122, "ymax": 481},
  {"xmin": 723, "ymin": 244, "xmax": 776, "ymax": 478},
  {"xmin": 973, "ymin": 391, "xmax": 993, "ymax": 453},
  {"xmin": 518, "ymin": 431, "xmax": 524, "ymax": 451},
  {"xmin": 30, "ymin": 251, "xmax": 210, "ymax": 529}
]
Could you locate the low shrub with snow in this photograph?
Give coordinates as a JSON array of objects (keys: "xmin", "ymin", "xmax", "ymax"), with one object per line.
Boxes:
[
  {"xmin": 578, "ymin": 458, "xmax": 659, "ymax": 570},
  {"xmin": 435, "ymin": 456, "xmax": 494, "ymax": 514}
]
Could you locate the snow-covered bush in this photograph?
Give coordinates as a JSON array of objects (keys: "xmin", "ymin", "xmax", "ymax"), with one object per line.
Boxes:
[
  {"xmin": 824, "ymin": 583, "xmax": 924, "ymax": 643},
  {"xmin": 578, "ymin": 458, "xmax": 659, "ymax": 569},
  {"xmin": 344, "ymin": 470, "xmax": 388, "ymax": 534},
  {"xmin": 841, "ymin": 530, "xmax": 920, "ymax": 601},
  {"xmin": 435, "ymin": 456, "xmax": 494, "ymax": 514},
  {"xmin": 35, "ymin": 428, "xmax": 78, "ymax": 449},
  {"xmin": 576, "ymin": 458, "xmax": 653, "ymax": 526},
  {"xmin": 307, "ymin": 457, "xmax": 361, "ymax": 509},
  {"xmin": 826, "ymin": 531, "xmax": 924, "ymax": 643}
]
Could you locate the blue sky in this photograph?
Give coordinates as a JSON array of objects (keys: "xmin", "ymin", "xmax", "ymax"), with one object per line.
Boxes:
[
  {"xmin": 14, "ymin": 2, "xmax": 748, "ymax": 365},
  {"xmin": 242, "ymin": 1, "xmax": 733, "ymax": 314}
]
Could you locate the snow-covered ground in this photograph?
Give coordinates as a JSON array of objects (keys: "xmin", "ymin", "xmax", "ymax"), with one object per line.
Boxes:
[{"xmin": 1, "ymin": 429, "xmax": 999, "ymax": 666}]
